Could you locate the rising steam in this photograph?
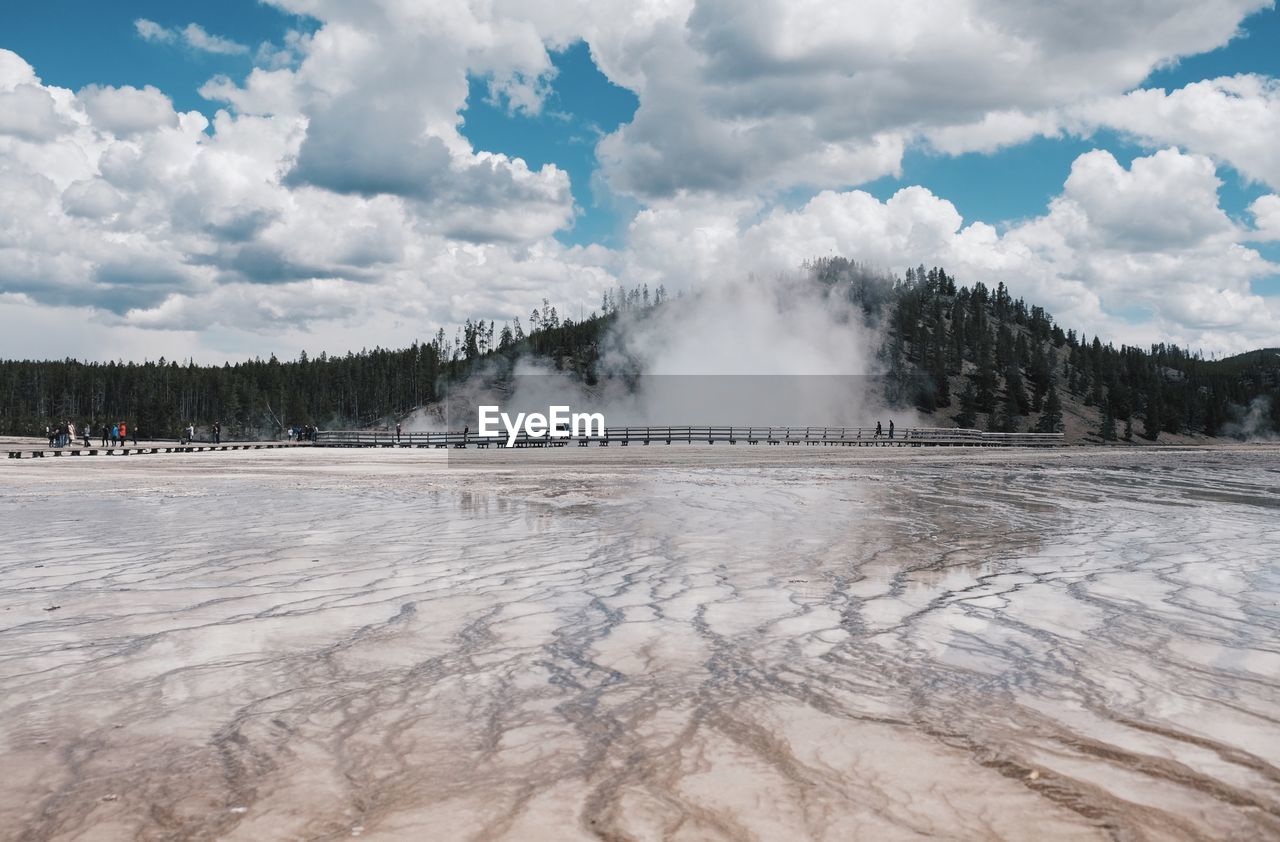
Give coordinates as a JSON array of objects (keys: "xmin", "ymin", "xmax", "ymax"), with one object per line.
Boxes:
[{"xmin": 407, "ymin": 264, "xmax": 917, "ymax": 431}]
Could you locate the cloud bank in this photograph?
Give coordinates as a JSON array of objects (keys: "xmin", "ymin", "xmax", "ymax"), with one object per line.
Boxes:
[{"xmin": 0, "ymin": 0, "xmax": 1277, "ymax": 362}]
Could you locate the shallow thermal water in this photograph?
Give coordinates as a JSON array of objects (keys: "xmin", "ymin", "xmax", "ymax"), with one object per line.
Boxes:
[{"xmin": 0, "ymin": 446, "xmax": 1278, "ymax": 841}]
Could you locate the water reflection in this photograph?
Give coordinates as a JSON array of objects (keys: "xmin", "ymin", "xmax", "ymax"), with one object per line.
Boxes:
[{"xmin": 0, "ymin": 447, "xmax": 1277, "ymax": 840}]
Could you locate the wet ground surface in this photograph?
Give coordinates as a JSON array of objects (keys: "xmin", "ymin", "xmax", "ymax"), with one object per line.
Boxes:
[{"xmin": 1, "ymin": 445, "xmax": 1278, "ymax": 840}]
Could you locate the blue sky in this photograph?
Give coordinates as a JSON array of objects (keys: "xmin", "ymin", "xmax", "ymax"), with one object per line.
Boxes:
[
  {"xmin": 462, "ymin": 42, "xmax": 640, "ymax": 248},
  {"xmin": 1, "ymin": 1, "xmax": 1279, "ymax": 360},
  {"xmin": 13, "ymin": 2, "xmax": 1272, "ymax": 247},
  {"xmin": 3, "ymin": 2, "xmax": 306, "ymax": 113}
]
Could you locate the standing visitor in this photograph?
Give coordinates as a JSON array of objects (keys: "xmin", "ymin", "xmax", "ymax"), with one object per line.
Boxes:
[
  {"xmin": 213, "ymin": 421, "xmax": 221, "ymax": 445},
  {"xmin": 874, "ymin": 421, "xmax": 882, "ymax": 438},
  {"xmin": 187, "ymin": 423, "xmax": 195, "ymax": 444},
  {"xmin": 119, "ymin": 420, "xmax": 127, "ymax": 444},
  {"xmin": 396, "ymin": 422, "xmax": 402, "ymax": 443},
  {"xmin": 100, "ymin": 423, "xmax": 107, "ymax": 447},
  {"xmin": 82, "ymin": 425, "xmax": 91, "ymax": 447},
  {"xmin": 111, "ymin": 423, "xmax": 119, "ymax": 446},
  {"xmin": 68, "ymin": 421, "xmax": 76, "ymax": 445},
  {"xmin": 888, "ymin": 419, "xmax": 895, "ymax": 439}
]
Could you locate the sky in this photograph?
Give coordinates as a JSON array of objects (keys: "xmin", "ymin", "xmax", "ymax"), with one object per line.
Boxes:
[{"xmin": 2, "ymin": 0, "xmax": 1280, "ymax": 363}]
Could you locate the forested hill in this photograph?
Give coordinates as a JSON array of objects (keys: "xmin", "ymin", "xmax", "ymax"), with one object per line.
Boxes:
[
  {"xmin": 2, "ymin": 265, "xmax": 1278, "ymax": 441},
  {"xmin": 812, "ymin": 257, "xmax": 1280, "ymax": 441}
]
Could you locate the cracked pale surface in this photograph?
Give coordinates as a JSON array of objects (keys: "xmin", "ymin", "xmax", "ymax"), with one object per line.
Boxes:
[{"xmin": 1, "ymin": 446, "xmax": 1278, "ymax": 841}]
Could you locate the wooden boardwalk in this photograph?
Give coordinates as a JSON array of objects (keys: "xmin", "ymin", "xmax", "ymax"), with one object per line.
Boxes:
[
  {"xmin": 6, "ymin": 428, "xmax": 1064, "ymax": 459},
  {"xmin": 7, "ymin": 443, "xmax": 300, "ymax": 459},
  {"xmin": 314, "ymin": 426, "xmax": 1063, "ymax": 449}
]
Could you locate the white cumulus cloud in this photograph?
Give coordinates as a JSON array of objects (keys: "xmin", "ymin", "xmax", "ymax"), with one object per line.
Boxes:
[
  {"xmin": 134, "ymin": 18, "xmax": 249, "ymax": 56},
  {"xmin": 1079, "ymin": 74, "xmax": 1280, "ymax": 191},
  {"xmin": 616, "ymin": 148, "xmax": 1279, "ymax": 353},
  {"xmin": 78, "ymin": 84, "xmax": 179, "ymax": 137}
]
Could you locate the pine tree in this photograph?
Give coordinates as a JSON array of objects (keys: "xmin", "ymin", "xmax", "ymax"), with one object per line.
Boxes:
[
  {"xmin": 1143, "ymin": 384, "xmax": 1162, "ymax": 441},
  {"xmin": 1088, "ymin": 368, "xmax": 1104, "ymax": 407},
  {"xmin": 916, "ymin": 378, "xmax": 937, "ymax": 412},
  {"xmin": 221, "ymin": 387, "xmax": 242, "ymax": 436},
  {"xmin": 1029, "ymin": 342, "xmax": 1051, "ymax": 411},
  {"xmin": 998, "ymin": 383, "xmax": 1021, "ymax": 432},
  {"xmin": 956, "ymin": 381, "xmax": 978, "ymax": 428},
  {"xmin": 1035, "ymin": 383, "xmax": 1064, "ymax": 433},
  {"xmin": 1203, "ymin": 387, "xmax": 1224, "ymax": 436},
  {"xmin": 1005, "ymin": 364, "xmax": 1030, "ymax": 415},
  {"xmin": 974, "ymin": 330, "xmax": 997, "ymax": 412},
  {"xmin": 1100, "ymin": 398, "xmax": 1117, "ymax": 441},
  {"xmin": 995, "ymin": 322, "xmax": 1015, "ymax": 371}
]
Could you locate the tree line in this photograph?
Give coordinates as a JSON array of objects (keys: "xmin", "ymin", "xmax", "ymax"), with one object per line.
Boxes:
[
  {"xmin": 2, "ymin": 267, "xmax": 1277, "ymax": 441},
  {"xmin": 0, "ymin": 294, "xmax": 623, "ymax": 440}
]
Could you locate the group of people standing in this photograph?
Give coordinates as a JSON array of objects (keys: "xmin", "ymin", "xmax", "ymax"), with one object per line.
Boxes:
[
  {"xmin": 289, "ymin": 424, "xmax": 318, "ymax": 442},
  {"xmin": 180, "ymin": 421, "xmax": 223, "ymax": 445},
  {"xmin": 45, "ymin": 420, "xmax": 134, "ymax": 448}
]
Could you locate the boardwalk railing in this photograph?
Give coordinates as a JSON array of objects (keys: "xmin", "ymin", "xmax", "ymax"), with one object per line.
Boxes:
[
  {"xmin": 6, "ymin": 443, "xmax": 301, "ymax": 459},
  {"xmin": 313, "ymin": 426, "xmax": 1063, "ymax": 449}
]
